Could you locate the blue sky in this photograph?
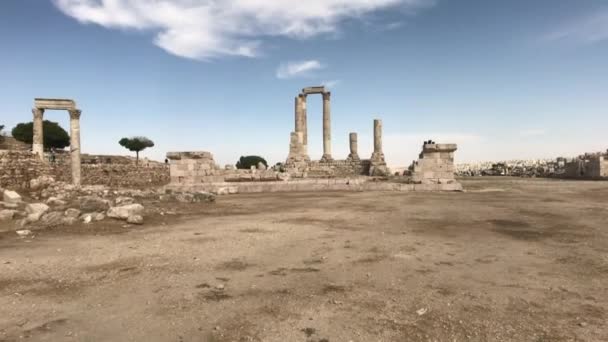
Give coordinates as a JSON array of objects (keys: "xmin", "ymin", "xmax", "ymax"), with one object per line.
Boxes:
[{"xmin": 1, "ymin": 0, "xmax": 607, "ymax": 167}]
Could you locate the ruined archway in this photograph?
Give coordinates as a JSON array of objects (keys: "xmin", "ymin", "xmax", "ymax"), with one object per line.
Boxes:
[
  {"xmin": 294, "ymin": 86, "xmax": 332, "ymax": 162},
  {"xmin": 32, "ymin": 98, "xmax": 82, "ymax": 186}
]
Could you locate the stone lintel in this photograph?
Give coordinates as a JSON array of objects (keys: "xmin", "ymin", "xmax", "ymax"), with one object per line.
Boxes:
[
  {"xmin": 166, "ymin": 151, "xmax": 214, "ymax": 160},
  {"xmin": 34, "ymin": 98, "xmax": 77, "ymax": 110},
  {"xmin": 301, "ymin": 86, "xmax": 327, "ymax": 95},
  {"xmin": 422, "ymin": 143, "xmax": 457, "ymax": 153}
]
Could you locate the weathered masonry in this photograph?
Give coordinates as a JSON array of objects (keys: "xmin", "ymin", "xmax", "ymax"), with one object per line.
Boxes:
[
  {"xmin": 32, "ymin": 98, "xmax": 82, "ymax": 186},
  {"xmin": 287, "ymin": 86, "xmax": 389, "ymax": 177}
]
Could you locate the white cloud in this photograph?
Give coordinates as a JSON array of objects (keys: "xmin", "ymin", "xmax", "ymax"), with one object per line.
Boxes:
[
  {"xmin": 519, "ymin": 129, "xmax": 546, "ymax": 137},
  {"xmin": 321, "ymin": 79, "xmax": 341, "ymax": 88},
  {"xmin": 53, "ymin": 0, "xmax": 435, "ymax": 60},
  {"xmin": 276, "ymin": 60, "xmax": 323, "ymax": 79},
  {"xmin": 546, "ymin": 9, "xmax": 608, "ymax": 44}
]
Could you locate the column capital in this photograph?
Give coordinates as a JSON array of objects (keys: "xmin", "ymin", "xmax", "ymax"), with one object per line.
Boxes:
[
  {"xmin": 68, "ymin": 109, "xmax": 82, "ymax": 120},
  {"xmin": 323, "ymin": 92, "xmax": 331, "ymax": 100},
  {"xmin": 32, "ymin": 108, "xmax": 44, "ymax": 119}
]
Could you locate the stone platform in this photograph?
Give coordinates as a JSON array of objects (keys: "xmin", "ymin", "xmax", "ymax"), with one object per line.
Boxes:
[{"xmin": 165, "ymin": 178, "xmax": 463, "ymax": 194}]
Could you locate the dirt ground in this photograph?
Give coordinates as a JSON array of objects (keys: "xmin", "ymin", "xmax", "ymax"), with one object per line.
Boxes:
[{"xmin": 1, "ymin": 178, "xmax": 607, "ymax": 342}]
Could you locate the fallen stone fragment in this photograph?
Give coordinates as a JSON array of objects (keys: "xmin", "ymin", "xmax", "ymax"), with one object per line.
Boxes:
[
  {"xmin": 416, "ymin": 308, "xmax": 428, "ymax": 316},
  {"xmin": 3, "ymin": 190, "xmax": 22, "ymax": 204},
  {"xmin": 115, "ymin": 196, "xmax": 135, "ymax": 205},
  {"xmin": 107, "ymin": 204, "xmax": 144, "ymax": 220},
  {"xmin": 79, "ymin": 196, "xmax": 110, "ymax": 212},
  {"xmin": 25, "ymin": 203, "xmax": 50, "ymax": 217},
  {"xmin": 65, "ymin": 208, "xmax": 81, "ymax": 219},
  {"xmin": 46, "ymin": 197, "xmax": 67, "ymax": 206},
  {"xmin": 126, "ymin": 215, "xmax": 144, "ymax": 225},
  {"xmin": 0, "ymin": 209, "xmax": 16, "ymax": 221},
  {"xmin": 40, "ymin": 212, "xmax": 65, "ymax": 226},
  {"xmin": 16, "ymin": 230, "xmax": 32, "ymax": 237}
]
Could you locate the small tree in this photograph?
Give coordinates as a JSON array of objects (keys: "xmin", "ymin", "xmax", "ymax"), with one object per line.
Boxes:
[
  {"xmin": 11, "ymin": 120, "xmax": 70, "ymax": 149},
  {"xmin": 236, "ymin": 155, "xmax": 268, "ymax": 169},
  {"xmin": 119, "ymin": 136, "xmax": 154, "ymax": 164},
  {"xmin": 0, "ymin": 125, "xmax": 5, "ymax": 143}
]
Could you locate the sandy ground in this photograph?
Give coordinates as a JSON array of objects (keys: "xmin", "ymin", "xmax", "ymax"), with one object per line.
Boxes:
[{"xmin": 1, "ymin": 178, "xmax": 607, "ymax": 342}]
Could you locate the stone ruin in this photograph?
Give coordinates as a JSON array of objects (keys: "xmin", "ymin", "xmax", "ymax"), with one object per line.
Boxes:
[
  {"xmin": 165, "ymin": 86, "xmax": 462, "ymax": 193},
  {"xmin": 285, "ymin": 86, "xmax": 388, "ymax": 177},
  {"xmin": 563, "ymin": 151, "xmax": 608, "ymax": 180},
  {"xmin": 410, "ymin": 142, "xmax": 461, "ymax": 188}
]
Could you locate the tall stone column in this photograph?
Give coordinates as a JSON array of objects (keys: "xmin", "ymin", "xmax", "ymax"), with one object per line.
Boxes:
[
  {"xmin": 369, "ymin": 118, "xmax": 388, "ymax": 176},
  {"xmin": 69, "ymin": 109, "xmax": 82, "ymax": 186},
  {"xmin": 294, "ymin": 96, "xmax": 303, "ymax": 137},
  {"xmin": 347, "ymin": 132, "xmax": 359, "ymax": 161},
  {"xmin": 321, "ymin": 92, "xmax": 332, "ymax": 161},
  {"xmin": 301, "ymin": 94, "xmax": 308, "ymax": 152},
  {"xmin": 372, "ymin": 119, "xmax": 383, "ymax": 158},
  {"xmin": 32, "ymin": 108, "xmax": 45, "ymax": 160}
]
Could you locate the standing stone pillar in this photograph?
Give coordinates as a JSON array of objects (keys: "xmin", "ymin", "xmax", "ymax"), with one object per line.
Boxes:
[
  {"xmin": 32, "ymin": 108, "xmax": 45, "ymax": 160},
  {"xmin": 68, "ymin": 109, "xmax": 82, "ymax": 186},
  {"xmin": 301, "ymin": 94, "xmax": 308, "ymax": 153},
  {"xmin": 369, "ymin": 118, "xmax": 388, "ymax": 176},
  {"xmin": 372, "ymin": 119, "xmax": 383, "ymax": 158},
  {"xmin": 321, "ymin": 92, "xmax": 332, "ymax": 161},
  {"xmin": 294, "ymin": 96, "xmax": 303, "ymax": 137},
  {"xmin": 348, "ymin": 132, "xmax": 359, "ymax": 160}
]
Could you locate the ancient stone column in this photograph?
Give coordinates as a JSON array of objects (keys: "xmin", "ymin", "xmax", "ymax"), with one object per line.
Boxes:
[
  {"xmin": 321, "ymin": 92, "xmax": 332, "ymax": 161},
  {"xmin": 348, "ymin": 132, "xmax": 359, "ymax": 160},
  {"xmin": 32, "ymin": 108, "xmax": 45, "ymax": 160},
  {"xmin": 294, "ymin": 96, "xmax": 303, "ymax": 137},
  {"xmin": 373, "ymin": 119, "xmax": 383, "ymax": 157},
  {"xmin": 69, "ymin": 109, "xmax": 82, "ymax": 186},
  {"xmin": 301, "ymin": 94, "xmax": 308, "ymax": 152}
]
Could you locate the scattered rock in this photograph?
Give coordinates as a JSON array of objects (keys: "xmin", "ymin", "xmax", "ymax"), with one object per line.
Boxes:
[
  {"xmin": 1, "ymin": 201, "xmax": 19, "ymax": 209},
  {"xmin": 40, "ymin": 212, "xmax": 65, "ymax": 226},
  {"xmin": 93, "ymin": 213, "xmax": 105, "ymax": 221},
  {"xmin": 126, "ymin": 215, "xmax": 144, "ymax": 225},
  {"xmin": 115, "ymin": 196, "xmax": 135, "ymax": 205},
  {"xmin": 46, "ymin": 197, "xmax": 67, "ymax": 206},
  {"xmin": 25, "ymin": 203, "xmax": 50, "ymax": 217},
  {"xmin": 65, "ymin": 208, "xmax": 81, "ymax": 219},
  {"xmin": 0, "ymin": 209, "xmax": 16, "ymax": 221},
  {"xmin": 30, "ymin": 175, "xmax": 55, "ymax": 190},
  {"xmin": 579, "ymin": 322, "xmax": 588, "ymax": 327},
  {"xmin": 107, "ymin": 204, "xmax": 144, "ymax": 220},
  {"xmin": 80, "ymin": 196, "xmax": 110, "ymax": 212},
  {"xmin": 416, "ymin": 308, "xmax": 428, "ymax": 316},
  {"xmin": 63, "ymin": 216, "xmax": 78, "ymax": 225},
  {"xmin": 82, "ymin": 214, "xmax": 92, "ymax": 224},
  {"xmin": 16, "ymin": 229, "xmax": 32, "ymax": 237},
  {"xmin": 257, "ymin": 162, "xmax": 267, "ymax": 170},
  {"xmin": 3, "ymin": 190, "xmax": 22, "ymax": 204}
]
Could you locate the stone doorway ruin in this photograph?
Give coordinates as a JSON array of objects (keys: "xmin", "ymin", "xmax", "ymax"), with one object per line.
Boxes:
[
  {"xmin": 31, "ymin": 98, "xmax": 82, "ymax": 186},
  {"xmin": 294, "ymin": 86, "xmax": 333, "ymax": 162}
]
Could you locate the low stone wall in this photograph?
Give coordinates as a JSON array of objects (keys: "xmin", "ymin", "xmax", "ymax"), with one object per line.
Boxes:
[
  {"xmin": 165, "ymin": 178, "xmax": 463, "ymax": 194},
  {"xmin": 0, "ymin": 151, "xmax": 52, "ymax": 189},
  {"xmin": 306, "ymin": 159, "xmax": 371, "ymax": 178},
  {"xmin": 0, "ymin": 151, "xmax": 169, "ymax": 190}
]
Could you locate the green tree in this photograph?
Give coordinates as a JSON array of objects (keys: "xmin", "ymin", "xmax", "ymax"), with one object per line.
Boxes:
[
  {"xmin": 118, "ymin": 136, "xmax": 154, "ymax": 164},
  {"xmin": 11, "ymin": 120, "xmax": 70, "ymax": 149},
  {"xmin": 236, "ymin": 155, "xmax": 268, "ymax": 169}
]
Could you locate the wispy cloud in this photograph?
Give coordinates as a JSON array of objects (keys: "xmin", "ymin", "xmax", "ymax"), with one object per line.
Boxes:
[
  {"xmin": 519, "ymin": 129, "xmax": 546, "ymax": 137},
  {"xmin": 53, "ymin": 0, "xmax": 435, "ymax": 60},
  {"xmin": 545, "ymin": 9, "xmax": 608, "ymax": 44},
  {"xmin": 321, "ymin": 79, "xmax": 341, "ymax": 88},
  {"xmin": 276, "ymin": 60, "xmax": 323, "ymax": 79}
]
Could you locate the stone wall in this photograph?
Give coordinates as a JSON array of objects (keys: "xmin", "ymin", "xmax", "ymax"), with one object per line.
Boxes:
[
  {"xmin": 562, "ymin": 155, "xmax": 608, "ymax": 180},
  {"xmin": 166, "ymin": 151, "xmax": 286, "ymax": 186},
  {"xmin": 411, "ymin": 143, "xmax": 459, "ymax": 185},
  {"xmin": 305, "ymin": 159, "xmax": 371, "ymax": 178},
  {"xmin": 0, "ymin": 150, "xmax": 169, "ymax": 190},
  {"xmin": 0, "ymin": 151, "xmax": 53, "ymax": 189}
]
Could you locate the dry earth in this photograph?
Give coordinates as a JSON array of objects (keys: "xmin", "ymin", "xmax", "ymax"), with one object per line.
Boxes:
[{"xmin": 1, "ymin": 178, "xmax": 607, "ymax": 342}]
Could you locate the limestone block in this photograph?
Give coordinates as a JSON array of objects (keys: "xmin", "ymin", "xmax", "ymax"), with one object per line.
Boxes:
[
  {"xmin": 3, "ymin": 190, "xmax": 22, "ymax": 204},
  {"xmin": 107, "ymin": 204, "xmax": 144, "ymax": 220},
  {"xmin": 0, "ymin": 209, "xmax": 16, "ymax": 221}
]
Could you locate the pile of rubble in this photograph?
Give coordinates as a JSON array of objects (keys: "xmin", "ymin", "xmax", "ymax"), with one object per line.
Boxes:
[{"xmin": 0, "ymin": 176, "xmax": 216, "ymax": 233}]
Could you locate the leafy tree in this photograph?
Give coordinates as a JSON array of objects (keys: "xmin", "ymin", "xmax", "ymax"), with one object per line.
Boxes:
[
  {"xmin": 0, "ymin": 125, "xmax": 4, "ymax": 143},
  {"xmin": 11, "ymin": 120, "xmax": 70, "ymax": 149},
  {"xmin": 236, "ymin": 155, "xmax": 268, "ymax": 169},
  {"xmin": 118, "ymin": 136, "xmax": 154, "ymax": 164}
]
